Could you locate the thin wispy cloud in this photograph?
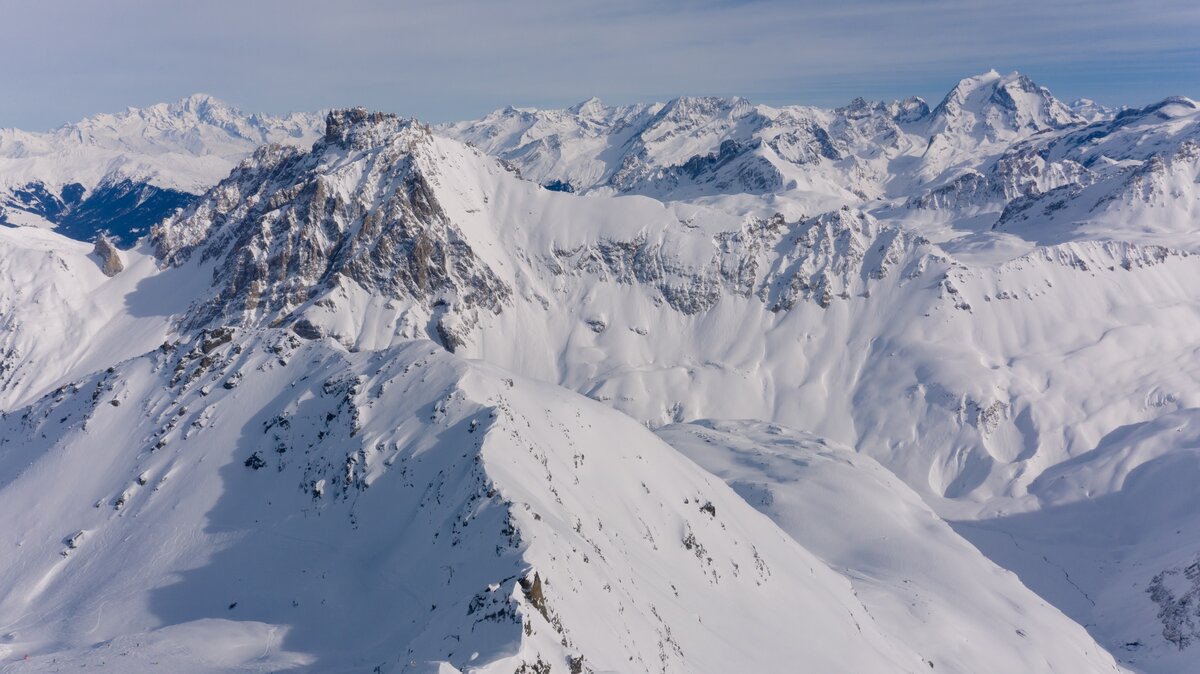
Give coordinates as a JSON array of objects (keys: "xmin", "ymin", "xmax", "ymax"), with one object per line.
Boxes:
[{"xmin": 1, "ymin": 0, "xmax": 1196, "ymax": 128}]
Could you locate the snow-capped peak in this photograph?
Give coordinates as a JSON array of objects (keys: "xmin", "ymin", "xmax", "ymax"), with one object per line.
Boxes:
[
  {"xmin": 0, "ymin": 95, "xmax": 325, "ymax": 195},
  {"xmin": 1068, "ymin": 97, "xmax": 1119, "ymax": 122},
  {"xmin": 567, "ymin": 96, "xmax": 607, "ymax": 118},
  {"xmin": 1128, "ymin": 95, "xmax": 1200, "ymax": 120},
  {"xmin": 654, "ymin": 95, "xmax": 755, "ymax": 124},
  {"xmin": 929, "ymin": 70, "xmax": 1082, "ymax": 141},
  {"xmin": 159, "ymin": 93, "xmax": 242, "ymax": 125}
]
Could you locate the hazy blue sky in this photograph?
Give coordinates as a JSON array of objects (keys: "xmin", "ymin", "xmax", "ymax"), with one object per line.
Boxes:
[{"xmin": 2, "ymin": 0, "xmax": 1197, "ymax": 129}]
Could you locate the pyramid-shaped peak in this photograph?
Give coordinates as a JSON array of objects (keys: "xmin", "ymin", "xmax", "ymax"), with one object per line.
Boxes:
[
  {"xmin": 931, "ymin": 70, "xmax": 1081, "ymax": 139},
  {"xmin": 569, "ymin": 96, "xmax": 607, "ymax": 116}
]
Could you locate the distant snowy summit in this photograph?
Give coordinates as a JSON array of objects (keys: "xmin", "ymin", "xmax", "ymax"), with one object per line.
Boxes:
[
  {"xmin": 442, "ymin": 69, "xmax": 1089, "ymax": 197},
  {"xmin": 2, "ymin": 71, "xmax": 1192, "ymax": 251},
  {"xmin": 446, "ymin": 71, "xmax": 1200, "ymax": 249},
  {"xmin": 0, "ymin": 95, "xmax": 324, "ymax": 245}
]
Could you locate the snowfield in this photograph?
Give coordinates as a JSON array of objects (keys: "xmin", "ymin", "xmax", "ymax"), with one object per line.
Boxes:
[{"xmin": 0, "ymin": 73, "xmax": 1198, "ymax": 672}]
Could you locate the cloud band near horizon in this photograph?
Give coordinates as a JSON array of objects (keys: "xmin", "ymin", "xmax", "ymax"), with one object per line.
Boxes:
[{"xmin": 0, "ymin": 0, "xmax": 1197, "ymax": 129}]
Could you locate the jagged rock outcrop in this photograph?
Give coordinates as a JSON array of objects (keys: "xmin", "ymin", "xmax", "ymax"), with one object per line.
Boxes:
[
  {"xmin": 91, "ymin": 234, "xmax": 124, "ymax": 276},
  {"xmin": 152, "ymin": 109, "xmax": 511, "ymax": 338},
  {"xmin": 764, "ymin": 209, "xmax": 930, "ymax": 310},
  {"xmin": 546, "ymin": 208, "xmax": 931, "ymax": 315}
]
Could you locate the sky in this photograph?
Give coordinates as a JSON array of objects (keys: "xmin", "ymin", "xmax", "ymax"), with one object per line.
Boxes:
[{"xmin": 1, "ymin": 0, "xmax": 1198, "ymax": 129}]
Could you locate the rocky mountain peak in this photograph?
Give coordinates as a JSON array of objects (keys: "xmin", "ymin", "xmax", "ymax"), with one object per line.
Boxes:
[
  {"xmin": 892, "ymin": 96, "xmax": 931, "ymax": 123},
  {"xmin": 657, "ymin": 95, "xmax": 754, "ymax": 123},
  {"xmin": 322, "ymin": 107, "xmax": 425, "ymax": 151},
  {"xmin": 152, "ymin": 117, "xmax": 508, "ymax": 341},
  {"xmin": 837, "ymin": 96, "xmax": 930, "ymax": 124}
]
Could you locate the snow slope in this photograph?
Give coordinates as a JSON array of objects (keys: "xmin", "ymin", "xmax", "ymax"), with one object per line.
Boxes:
[
  {"xmin": 956, "ymin": 407, "xmax": 1200, "ymax": 674},
  {"xmin": 658, "ymin": 420, "xmax": 1121, "ymax": 674},
  {"xmin": 0, "ymin": 227, "xmax": 193, "ymax": 410},
  {"xmin": 1, "ymin": 72, "xmax": 1199, "ymax": 672},
  {"xmin": 153, "ymin": 107, "xmax": 1200, "ymax": 514},
  {"xmin": 0, "ymin": 331, "xmax": 942, "ymax": 673}
]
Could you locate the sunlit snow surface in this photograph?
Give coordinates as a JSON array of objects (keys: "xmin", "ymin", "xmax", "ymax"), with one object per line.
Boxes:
[{"xmin": 1, "ymin": 74, "xmax": 1198, "ymax": 672}]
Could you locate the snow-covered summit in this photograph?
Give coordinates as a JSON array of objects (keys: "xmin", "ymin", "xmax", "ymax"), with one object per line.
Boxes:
[
  {"xmin": 0, "ymin": 95, "xmax": 325, "ymax": 246},
  {"xmin": 928, "ymin": 70, "xmax": 1082, "ymax": 141},
  {"xmin": 1069, "ymin": 97, "xmax": 1120, "ymax": 122},
  {"xmin": 0, "ymin": 93, "xmax": 324, "ymax": 193},
  {"xmin": 442, "ymin": 71, "xmax": 1098, "ymax": 214}
]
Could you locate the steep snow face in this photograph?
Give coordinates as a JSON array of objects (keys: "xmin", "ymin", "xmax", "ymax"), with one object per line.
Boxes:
[
  {"xmin": 657, "ymin": 420, "xmax": 1124, "ymax": 674},
  {"xmin": 926, "ymin": 71, "xmax": 1082, "ymax": 145},
  {"xmin": 0, "ymin": 331, "xmax": 934, "ymax": 673},
  {"xmin": 917, "ymin": 71, "xmax": 1083, "ymax": 185},
  {"xmin": 490, "ymin": 233, "xmax": 1200, "ymax": 511}
]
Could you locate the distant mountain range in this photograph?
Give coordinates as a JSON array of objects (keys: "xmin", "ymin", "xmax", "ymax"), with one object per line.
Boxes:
[{"xmin": 0, "ymin": 94, "xmax": 324, "ymax": 245}]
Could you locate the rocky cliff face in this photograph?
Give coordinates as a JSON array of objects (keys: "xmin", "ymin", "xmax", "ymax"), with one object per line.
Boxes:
[{"xmin": 153, "ymin": 109, "xmax": 510, "ymax": 341}]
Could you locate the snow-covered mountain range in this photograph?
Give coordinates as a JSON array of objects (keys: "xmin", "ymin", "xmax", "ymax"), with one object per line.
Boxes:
[
  {"xmin": 0, "ymin": 95, "xmax": 323, "ymax": 245},
  {"xmin": 1, "ymin": 72, "xmax": 1197, "ymax": 673}
]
